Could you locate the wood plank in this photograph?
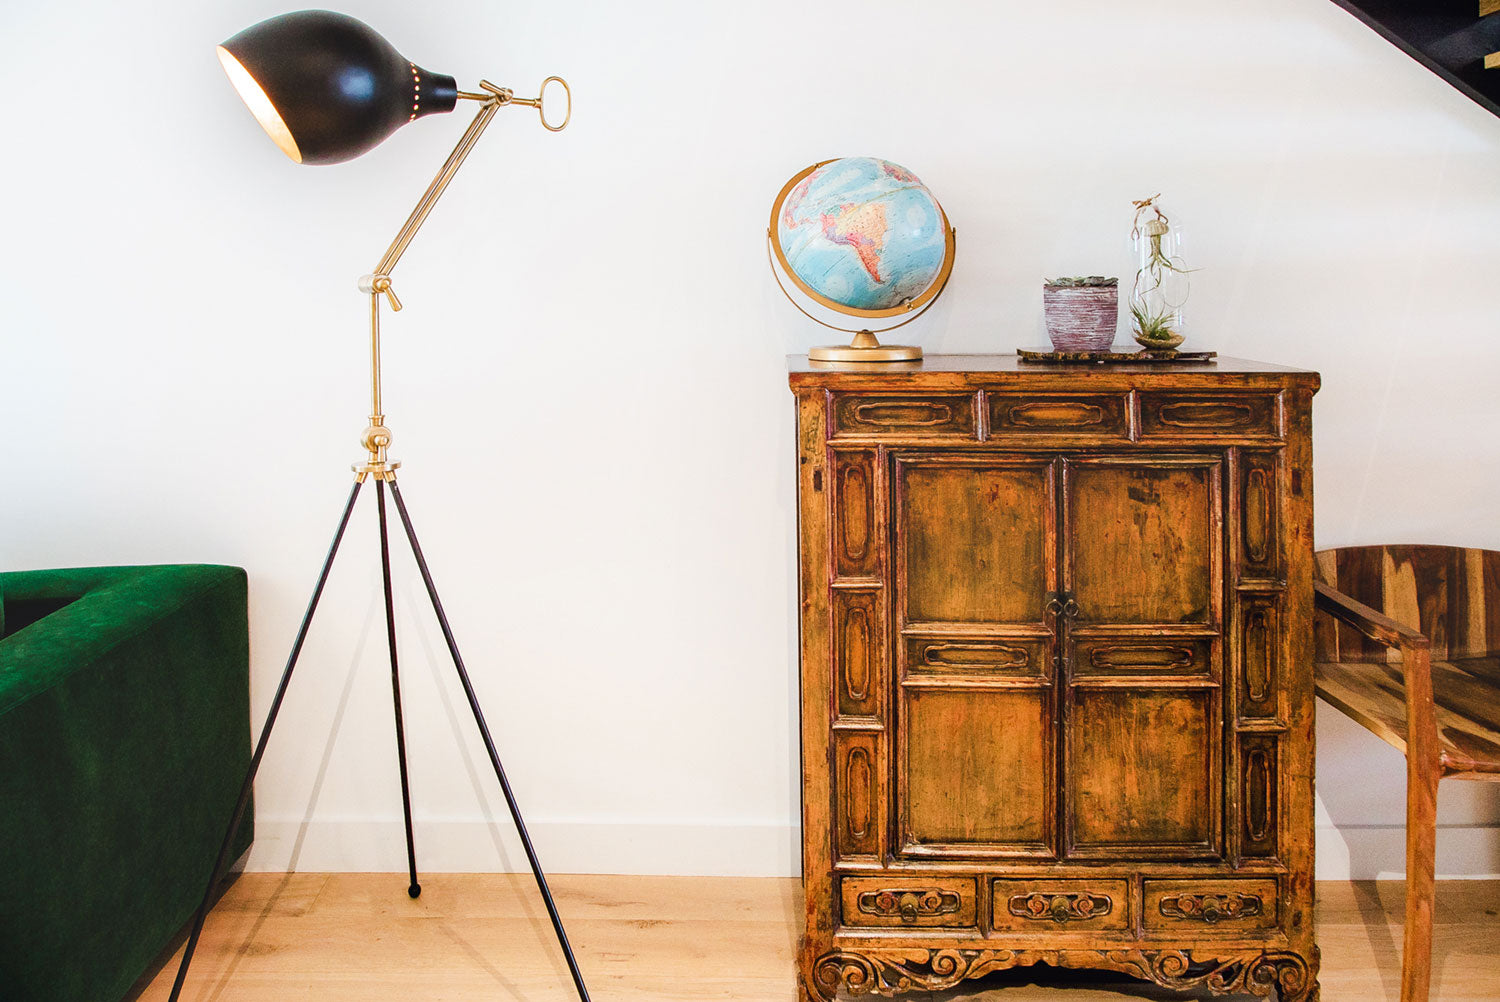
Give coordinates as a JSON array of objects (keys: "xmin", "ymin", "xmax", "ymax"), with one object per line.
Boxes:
[
  {"xmin": 134, "ymin": 874, "xmax": 1500, "ymax": 1001},
  {"xmin": 1316, "ymin": 658, "xmax": 1500, "ymax": 773}
]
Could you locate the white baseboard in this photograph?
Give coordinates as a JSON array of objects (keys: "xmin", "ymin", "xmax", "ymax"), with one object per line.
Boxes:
[
  {"xmin": 246, "ymin": 819, "xmax": 1500, "ymax": 879},
  {"xmin": 1317, "ymin": 824, "xmax": 1500, "ymax": 880}
]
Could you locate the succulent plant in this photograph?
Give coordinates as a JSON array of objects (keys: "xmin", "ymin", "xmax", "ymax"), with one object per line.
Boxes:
[{"xmin": 1044, "ymin": 276, "xmax": 1118, "ymax": 288}]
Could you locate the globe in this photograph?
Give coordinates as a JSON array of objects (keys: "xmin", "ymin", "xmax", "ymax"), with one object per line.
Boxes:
[{"xmin": 771, "ymin": 157, "xmax": 953, "ymax": 316}]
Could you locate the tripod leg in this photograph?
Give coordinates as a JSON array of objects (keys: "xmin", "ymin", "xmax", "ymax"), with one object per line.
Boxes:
[
  {"xmin": 388, "ymin": 481, "xmax": 592, "ymax": 1002},
  {"xmin": 376, "ymin": 479, "xmax": 421, "ymax": 898},
  {"xmin": 167, "ymin": 479, "xmax": 365, "ymax": 1002}
]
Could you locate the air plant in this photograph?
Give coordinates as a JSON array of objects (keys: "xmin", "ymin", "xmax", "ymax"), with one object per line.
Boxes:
[
  {"xmin": 1129, "ymin": 301, "xmax": 1177, "ymax": 343},
  {"xmin": 1129, "ymin": 195, "xmax": 1192, "ymax": 348}
]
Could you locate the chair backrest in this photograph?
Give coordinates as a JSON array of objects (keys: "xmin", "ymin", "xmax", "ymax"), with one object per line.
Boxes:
[{"xmin": 1314, "ymin": 545, "xmax": 1500, "ymax": 663}]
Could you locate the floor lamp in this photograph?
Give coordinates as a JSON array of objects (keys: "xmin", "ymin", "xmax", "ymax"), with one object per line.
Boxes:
[{"xmin": 169, "ymin": 10, "xmax": 589, "ymax": 1001}]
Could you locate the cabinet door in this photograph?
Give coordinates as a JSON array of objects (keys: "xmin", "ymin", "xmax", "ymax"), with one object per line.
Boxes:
[
  {"xmin": 893, "ymin": 455, "xmax": 1058, "ymax": 858},
  {"xmin": 1063, "ymin": 455, "xmax": 1223, "ymax": 859}
]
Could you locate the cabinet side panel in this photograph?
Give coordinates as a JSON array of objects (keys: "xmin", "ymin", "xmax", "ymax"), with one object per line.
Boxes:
[
  {"xmin": 1279, "ymin": 385, "xmax": 1318, "ymax": 949},
  {"xmin": 794, "ymin": 390, "xmax": 835, "ymax": 966}
]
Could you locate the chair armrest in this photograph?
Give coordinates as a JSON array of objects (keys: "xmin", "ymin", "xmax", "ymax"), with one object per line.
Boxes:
[{"xmin": 1313, "ymin": 580, "xmax": 1430, "ymax": 651}]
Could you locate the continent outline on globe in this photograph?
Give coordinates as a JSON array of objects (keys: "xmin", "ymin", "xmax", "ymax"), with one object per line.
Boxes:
[{"xmin": 769, "ymin": 156, "xmax": 955, "ymax": 319}]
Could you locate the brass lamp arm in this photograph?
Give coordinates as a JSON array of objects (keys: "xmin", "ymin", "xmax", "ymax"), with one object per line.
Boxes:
[
  {"xmin": 353, "ymin": 76, "xmax": 570, "ymax": 482},
  {"xmin": 362, "ymin": 77, "xmax": 570, "ymax": 294}
]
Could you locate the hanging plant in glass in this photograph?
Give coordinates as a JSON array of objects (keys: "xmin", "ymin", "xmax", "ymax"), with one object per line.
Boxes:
[{"xmin": 1129, "ymin": 194, "xmax": 1191, "ymax": 350}]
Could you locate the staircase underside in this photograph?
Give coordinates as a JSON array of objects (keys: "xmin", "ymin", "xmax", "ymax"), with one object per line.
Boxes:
[{"xmin": 1332, "ymin": 0, "xmax": 1500, "ymax": 117}]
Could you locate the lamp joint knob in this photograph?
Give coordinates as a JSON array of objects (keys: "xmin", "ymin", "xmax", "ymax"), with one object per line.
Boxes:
[{"xmin": 359, "ymin": 273, "xmax": 403, "ymax": 311}]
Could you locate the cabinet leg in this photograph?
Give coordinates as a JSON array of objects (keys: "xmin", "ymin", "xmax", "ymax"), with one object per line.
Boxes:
[{"xmin": 797, "ymin": 970, "xmax": 830, "ymax": 1002}]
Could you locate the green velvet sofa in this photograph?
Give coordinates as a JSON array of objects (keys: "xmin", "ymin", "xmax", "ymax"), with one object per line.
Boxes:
[{"xmin": 0, "ymin": 565, "xmax": 253, "ymax": 1002}]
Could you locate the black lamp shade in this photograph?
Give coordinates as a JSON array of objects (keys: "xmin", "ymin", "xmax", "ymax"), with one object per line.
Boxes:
[{"xmin": 218, "ymin": 10, "xmax": 458, "ymax": 165}]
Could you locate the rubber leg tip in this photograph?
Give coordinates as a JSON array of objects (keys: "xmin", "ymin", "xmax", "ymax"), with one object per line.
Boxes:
[{"xmin": 408, "ymin": 883, "xmax": 422, "ymax": 898}]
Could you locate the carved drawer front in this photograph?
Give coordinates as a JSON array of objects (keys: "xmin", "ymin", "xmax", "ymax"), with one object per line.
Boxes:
[
  {"xmin": 1071, "ymin": 637, "xmax": 1213, "ymax": 678},
  {"xmin": 991, "ymin": 879, "xmax": 1130, "ymax": 933},
  {"xmin": 840, "ymin": 876, "xmax": 977, "ymax": 928},
  {"xmin": 987, "ymin": 394, "xmax": 1129, "ymax": 440},
  {"xmin": 903, "ymin": 634, "xmax": 1051, "ymax": 680},
  {"xmin": 831, "ymin": 393, "xmax": 978, "ymax": 440},
  {"xmin": 1138, "ymin": 393, "xmax": 1280, "ymax": 441},
  {"xmin": 1144, "ymin": 879, "xmax": 1278, "ymax": 931}
]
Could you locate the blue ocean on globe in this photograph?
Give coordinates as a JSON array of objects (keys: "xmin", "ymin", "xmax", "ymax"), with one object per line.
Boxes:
[{"xmin": 776, "ymin": 157, "xmax": 946, "ymax": 312}]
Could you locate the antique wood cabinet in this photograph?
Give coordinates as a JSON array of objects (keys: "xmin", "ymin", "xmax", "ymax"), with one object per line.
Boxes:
[{"xmin": 789, "ymin": 356, "xmax": 1320, "ymax": 1002}]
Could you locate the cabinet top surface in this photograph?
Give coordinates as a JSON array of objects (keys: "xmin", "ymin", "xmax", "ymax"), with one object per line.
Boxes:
[{"xmin": 788, "ymin": 353, "xmax": 1319, "ymax": 390}]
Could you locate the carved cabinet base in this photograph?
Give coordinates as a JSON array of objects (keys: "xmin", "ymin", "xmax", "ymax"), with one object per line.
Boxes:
[
  {"xmin": 803, "ymin": 946, "xmax": 1319, "ymax": 1002},
  {"xmin": 790, "ymin": 357, "xmax": 1320, "ymax": 1001}
]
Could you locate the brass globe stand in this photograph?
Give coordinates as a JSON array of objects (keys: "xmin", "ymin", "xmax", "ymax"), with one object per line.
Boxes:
[
  {"xmin": 767, "ymin": 159, "xmax": 956, "ymax": 363},
  {"xmin": 168, "ymin": 78, "xmax": 592, "ymax": 1002}
]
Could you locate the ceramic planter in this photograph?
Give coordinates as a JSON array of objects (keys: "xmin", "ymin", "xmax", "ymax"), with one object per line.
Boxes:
[{"xmin": 1043, "ymin": 284, "xmax": 1118, "ymax": 351}]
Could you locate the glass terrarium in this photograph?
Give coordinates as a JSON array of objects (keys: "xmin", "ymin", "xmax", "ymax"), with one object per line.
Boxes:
[{"xmin": 1129, "ymin": 195, "xmax": 1190, "ymax": 350}]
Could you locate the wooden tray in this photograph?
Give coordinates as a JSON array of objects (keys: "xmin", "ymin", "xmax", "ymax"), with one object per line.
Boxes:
[{"xmin": 1017, "ymin": 346, "xmax": 1217, "ymax": 364}]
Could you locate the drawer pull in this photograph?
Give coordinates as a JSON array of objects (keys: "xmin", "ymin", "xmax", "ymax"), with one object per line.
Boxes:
[
  {"xmin": 1159, "ymin": 891, "xmax": 1264, "ymax": 924},
  {"xmin": 1008, "ymin": 891, "xmax": 1113, "ymax": 924},
  {"xmin": 858, "ymin": 888, "xmax": 962, "ymax": 924}
]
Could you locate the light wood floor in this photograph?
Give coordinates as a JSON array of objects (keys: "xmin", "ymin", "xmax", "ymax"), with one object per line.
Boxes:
[{"xmin": 136, "ymin": 875, "xmax": 1500, "ymax": 1001}]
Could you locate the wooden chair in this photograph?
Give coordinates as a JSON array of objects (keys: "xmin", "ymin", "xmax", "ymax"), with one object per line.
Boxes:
[{"xmin": 1312, "ymin": 545, "xmax": 1500, "ymax": 1002}]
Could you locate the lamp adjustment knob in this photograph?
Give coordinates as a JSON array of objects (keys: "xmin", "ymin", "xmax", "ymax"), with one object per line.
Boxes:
[{"xmin": 359, "ymin": 273, "xmax": 402, "ymax": 312}]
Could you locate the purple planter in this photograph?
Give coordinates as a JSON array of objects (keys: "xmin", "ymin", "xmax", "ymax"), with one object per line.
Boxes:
[{"xmin": 1043, "ymin": 285, "xmax": 1119, "ymax": 351}]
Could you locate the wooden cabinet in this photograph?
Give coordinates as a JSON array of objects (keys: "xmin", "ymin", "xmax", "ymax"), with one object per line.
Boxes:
[{"xmin": 790, "ymin": 356, "xmax": 1320, "ymax": 1002}]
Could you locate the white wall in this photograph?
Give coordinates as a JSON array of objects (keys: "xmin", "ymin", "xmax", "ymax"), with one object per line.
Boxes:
[{"xmin": 3, "ymin": 0, "xmax": 1498, "ymax": 880}]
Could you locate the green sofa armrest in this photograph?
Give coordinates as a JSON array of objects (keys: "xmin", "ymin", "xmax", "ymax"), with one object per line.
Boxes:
[{"xmin": 0, "ymin": 564, "xmax": 253, "ymax": 1002}]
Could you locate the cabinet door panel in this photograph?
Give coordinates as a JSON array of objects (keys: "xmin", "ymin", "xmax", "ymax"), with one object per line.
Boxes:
[
  {"xmin": 1067, "ymin": 458, "xmax": 1220, "ymax": 627},
  {"xmin": 901, "ymin": 688, "xmax": 1054, "ymax": 855},
  {"xmin": 896, "ymin": 459, "xmax": 1054, "ymax": 627},
  {"xmin": 1067, "ymin": 688, "xmax": 1217, "ymax": 855}
]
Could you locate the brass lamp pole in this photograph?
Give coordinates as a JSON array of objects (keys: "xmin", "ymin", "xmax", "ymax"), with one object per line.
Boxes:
[{"xmin": 171, "ymin": 11, "xmax": 588, "ymax": 1001}]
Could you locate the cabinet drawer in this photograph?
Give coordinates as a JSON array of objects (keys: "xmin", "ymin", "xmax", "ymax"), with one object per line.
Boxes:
[
  {"xmin": 991, "ymin": 879, "xmax": 1129, "ymax": 932},
  {"xmin": 1143, "ymin": 878, "xmax": 1278, "ymax": 931},
  {"xmin": 1071, "ymin": 637, "xmax": 1213, "ymax": 678},
  {"xmin": 1139, "ymin": 392, "xmax": 1280, "ymax": 440},
  {"xmin": 840, "ymin": 876, "xmax": 977, "ymax": 928},
  {"xmin": 988, "ymin": 393, "xmax": 1129, "ymax": 439},
  {"xmin": 830, "ymin": 393, "xmax": 978, "ymax": 440}
]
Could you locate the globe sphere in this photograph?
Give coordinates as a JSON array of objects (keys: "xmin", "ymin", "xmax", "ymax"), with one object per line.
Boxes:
[{"xmin": 772, "ymin": 157, "xmax": 951, "ymax": 315}]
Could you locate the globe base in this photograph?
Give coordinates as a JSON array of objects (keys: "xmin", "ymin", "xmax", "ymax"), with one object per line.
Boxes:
[{"xmin": 808, "ymin": 342, "xmax": 923, "ymax": 363}]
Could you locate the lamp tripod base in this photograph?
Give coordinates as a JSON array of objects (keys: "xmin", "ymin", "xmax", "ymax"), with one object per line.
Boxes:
[
  {"xmin": 164, "ymin": 473, "xmax": 592, "ymax": 1002},
  {"xmin": 808, "ymin": 329, "xmax": 922, "ymax": 363}
]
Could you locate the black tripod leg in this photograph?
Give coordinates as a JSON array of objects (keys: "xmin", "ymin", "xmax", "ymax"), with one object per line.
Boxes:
[
  {"xmin": 167, "ymin": 478, "xmax": 365, "ymax": 1002},
  {"xmin": 387, "ymin": 481, "xmax": 592, "ymax": 1002},
  {"xmin": 376, "ymin": 479, "xmax": 421, "ymax": 898}
]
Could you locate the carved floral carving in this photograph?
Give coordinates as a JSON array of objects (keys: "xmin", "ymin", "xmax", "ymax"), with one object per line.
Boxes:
[
  {"xmin": 856, "ymin": 888, "xmax": 961, "ymax": 923},
  {"xmin": 1007, "ymin": 891, "xmax": 1113, "ymax": 924},
  {"xmin": 807, "ymin": 947, "xmax": 1317, "ymax": 1002},
  {"xmin": 1159, "ymin": 892, "xmax": 1264, "ymax": 924}
]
